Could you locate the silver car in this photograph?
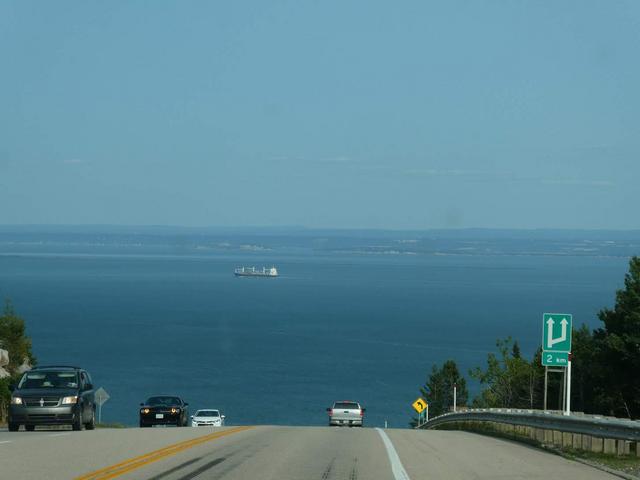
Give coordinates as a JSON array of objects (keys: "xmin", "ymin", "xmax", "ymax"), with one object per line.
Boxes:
[
  {"xmin": 327, "ymin": 401, "xmax": 365, "ymax": 427},
  {"xmin": 191, "ymin": 409, "xmax": 225, "ymax": 427}
]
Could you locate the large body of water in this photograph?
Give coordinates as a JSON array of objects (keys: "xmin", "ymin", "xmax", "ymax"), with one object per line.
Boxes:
[{"xmin": 0, "ymin": 229, "xmax": 634, "ymax": 428}]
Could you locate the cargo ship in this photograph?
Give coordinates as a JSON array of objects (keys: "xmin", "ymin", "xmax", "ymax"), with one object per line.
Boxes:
[{"xmin": 234, "ymin": 266, "xmax": 278, "ymax": 277}]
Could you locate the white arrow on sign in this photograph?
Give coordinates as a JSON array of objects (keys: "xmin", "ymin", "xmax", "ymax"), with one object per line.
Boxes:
[{"xmin": 546, "ymin": 317, "xmax": 568, "ymax": 348}]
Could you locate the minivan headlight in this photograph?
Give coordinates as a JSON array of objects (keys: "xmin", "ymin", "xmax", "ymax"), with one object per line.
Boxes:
[
  {"xmin": 61, "ymin": 396, "xmax": 78, "ymax": 404},
  {"xmin": 11, "ymin": 397, "xmax": 23, "ymax": 405}
]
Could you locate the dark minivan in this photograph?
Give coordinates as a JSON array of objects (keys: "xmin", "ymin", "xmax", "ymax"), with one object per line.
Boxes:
[{"xmin": 8, "ymin": 365, "xmax": 96, "ymax": 432}]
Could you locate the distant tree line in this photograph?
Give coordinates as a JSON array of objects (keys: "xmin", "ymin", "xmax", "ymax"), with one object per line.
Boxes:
[
  {"xmin": 0, "ymin": 301, "xmax": 36, "ymax": 423},
  {"xmin": 415, "ymin": 256, "xmax": 640, "ymax": 422}
]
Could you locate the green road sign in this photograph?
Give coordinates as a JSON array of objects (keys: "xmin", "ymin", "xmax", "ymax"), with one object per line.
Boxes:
[
  {"xmin": 541, "ymin": 351, "xmax": 569, "ymax": 366},
  {"xmin": 542, "ymin": 313, "xmax": 572, "ymax": 353}
]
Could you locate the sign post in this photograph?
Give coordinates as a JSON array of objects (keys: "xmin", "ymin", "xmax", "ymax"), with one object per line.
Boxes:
[
  {"xmin": 94, "ymin": 387, "xmax": 110, "ymax": 424},
  {"xmin": 541, "ymin": 313, "xmax": 572, "ymax": 414},
  {"xmin": 566, "ymin": 355, "xmax": 572, "ymax": 416},
  {"xmin": 453, "ymin": 383, "xmax": 457, "ymax": 413},
  {"xmin": 543, "ymin": 366, "xmax": 548, "ymax": 410}
]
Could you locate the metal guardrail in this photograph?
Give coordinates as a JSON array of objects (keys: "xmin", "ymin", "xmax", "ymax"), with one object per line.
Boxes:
[{"xmin": 420, "ymin": 408, "xmax": 640, "ymax": 442}]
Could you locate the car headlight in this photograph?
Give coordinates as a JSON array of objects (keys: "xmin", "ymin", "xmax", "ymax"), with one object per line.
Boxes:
[
  {"xmin": 11, "ymin": 397, "xmax": 23, "ymax": 405},
  {"xmin": 171, "ymin": 407, "xmax": 180, "ymax": 414},
  {"xmin": 141, "ymin": 408, "xmax": 150, "ymax": 414},
  {"xmin": 61, "ymin": 396, "xmax": 78, "ymax": 405}
]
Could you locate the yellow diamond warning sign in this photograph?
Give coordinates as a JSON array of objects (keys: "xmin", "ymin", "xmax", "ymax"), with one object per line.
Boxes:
[{"xmin": 412, "ymin": 398, "xmax": 427, "ymax": 413}]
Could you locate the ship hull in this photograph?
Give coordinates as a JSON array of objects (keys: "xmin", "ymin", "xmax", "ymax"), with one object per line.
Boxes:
[{"xmin": 234, "ymin": 272, "xmax": 278, "ymax": 277}]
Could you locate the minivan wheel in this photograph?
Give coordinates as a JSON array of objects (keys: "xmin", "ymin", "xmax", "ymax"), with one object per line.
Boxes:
[
  {"xmin": 25, "ymin": 425, "xmax": 36, "ymax": 432},
  {"xmin": 72, "ymin": 411, "xmax": 83, "ymax": 431},
  {"xmin": 8, "ymin": 423, "xmax": 19, "ymax": 432},
  {"xmin": 85, "ymin": 408, "xmax": 96, "ymax": 430}
]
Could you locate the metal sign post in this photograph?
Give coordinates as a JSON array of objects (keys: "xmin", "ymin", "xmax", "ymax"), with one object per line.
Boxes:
[
  {"xmin": 565, "ymin": 356, "xmax": 572, "ymax": 416},
  {"xmin": 453, "ymin": 383, "xmax": 457, "ymax": 413},
  {"xmin": 543, "ymin": 366, "xmax": 548, "ymax": 411}
]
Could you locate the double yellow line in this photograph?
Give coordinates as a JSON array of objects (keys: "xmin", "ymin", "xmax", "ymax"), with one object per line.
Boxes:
[{"xmin": 75, "ymin": 426, "xmax": 252, "ymax": 480}]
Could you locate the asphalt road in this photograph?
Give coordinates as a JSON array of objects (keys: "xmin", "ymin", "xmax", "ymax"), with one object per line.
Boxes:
[{"xmin": 0, "ymin": 426, "xmax": 616, "ymax": 480}]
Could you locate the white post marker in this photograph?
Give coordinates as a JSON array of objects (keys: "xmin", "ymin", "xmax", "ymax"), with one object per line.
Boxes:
[
  {"xmin": 565, "ymin": 357, "xmax": 572, "ymax": 416},
  {"xmin": 453, "ymin": 383, "xmax": 457, "ymax": 413},
  {"xmin": 376, "ymin": 428, "xmax": 411, "ymax": 480},
  {"xmin": 426, "ymin": 403, "xmax": 429, "ymax": 423}
]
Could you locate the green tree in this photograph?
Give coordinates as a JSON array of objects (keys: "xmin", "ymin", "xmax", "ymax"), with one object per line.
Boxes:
[
  {"xmin": 593, "ymin": 256, "xmax": 640, "ymax": 418},
  {"xmin": 511, "ymin": 341, "xmax": 522, "ymax": 359},
  {"xmin": 471, "ymin": 337, "xmax": 543, "ymax": 409},
  {"xmin": 419, "ymin": 360, "xmax": 468, "ymax": 418},
  {"xmin": 0, "ymin": 301, "xmax": 36, "ymax": 422},
  {"xmin": 569, "ymin": 324, "xmax": 598, "ymax": 413}
]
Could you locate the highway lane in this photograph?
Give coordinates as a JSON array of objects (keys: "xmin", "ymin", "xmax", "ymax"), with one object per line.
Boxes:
[{"xmin": 0, "ymin": 426, "xmax": 617, "ymax": 479}]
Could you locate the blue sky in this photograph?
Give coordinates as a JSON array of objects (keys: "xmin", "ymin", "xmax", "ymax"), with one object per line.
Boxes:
[{"xmin": 1, "ymin": 1, "xmax": 638, "ymax": 229}]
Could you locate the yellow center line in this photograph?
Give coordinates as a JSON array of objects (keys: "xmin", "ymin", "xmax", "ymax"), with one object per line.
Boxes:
[{"xmin": 75, "ymin": 426, "xmax": 252, "ymax": 480}]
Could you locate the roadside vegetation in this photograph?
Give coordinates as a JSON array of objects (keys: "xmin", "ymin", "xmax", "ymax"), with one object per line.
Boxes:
[
  {"xmin": 95, "ymin": 422, "xmax": 127, "ymax": 429},
  {"xmin": 0, "ymin": 301, "xmax": 36, "ymax": 424},
  {"xmin": 561, "ymin": 449, "xmax": 640, "ymax": 478},
  {"xmin": 419, "ymin": 360, "xmax": 468, "ymax": 419},
  {"xmin": 416, "ymin": 256, "xmax": 640, "ymax": 420}
]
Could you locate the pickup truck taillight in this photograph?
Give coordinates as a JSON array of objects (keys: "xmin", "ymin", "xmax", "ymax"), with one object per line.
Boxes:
[
  {"xmin": 328, "ymin": 409, "xmax": 333, "ymax": 416},
  {"xmin": 359, "ymin": 409, "xmax": 364, "ymax": 417}
]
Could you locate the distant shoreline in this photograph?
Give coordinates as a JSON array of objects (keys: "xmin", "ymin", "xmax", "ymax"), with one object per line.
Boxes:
[{"xmin": 1, "ymin": 224, "xmax": 639, "ymax": 237}]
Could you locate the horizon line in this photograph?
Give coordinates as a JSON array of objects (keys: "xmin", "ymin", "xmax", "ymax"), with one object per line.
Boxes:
[{"xmin": 0, "ymin": 223, "xmax": 639, "ymax": 234}]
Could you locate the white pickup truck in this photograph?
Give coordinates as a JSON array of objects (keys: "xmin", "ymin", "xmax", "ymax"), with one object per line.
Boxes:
[{"xmin": 327, "ymin": 400, "xmax": 365, "ymax": 427}]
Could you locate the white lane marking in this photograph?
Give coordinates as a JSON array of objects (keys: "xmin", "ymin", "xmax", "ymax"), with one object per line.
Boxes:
[
  {"xmin": 376, "ymin": 428, "xmax": 411, "ymax": 480},
  {"xmin": 0, "ymin": 441, "xmax": 12, "ymax": 444},
  {"xmin": 48, "ymin": 433, "xmax": 70, "ymax": 437}
]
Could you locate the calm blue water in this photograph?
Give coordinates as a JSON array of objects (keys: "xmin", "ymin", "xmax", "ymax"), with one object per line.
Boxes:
[{"xmin": 0, "ymin": 246, "xmax": 630, "ymax": 428}]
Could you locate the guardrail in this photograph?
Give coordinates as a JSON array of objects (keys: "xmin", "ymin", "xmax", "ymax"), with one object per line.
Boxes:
[
  {"xmin": 419, "ymin": 408, "xmax": 640, "ymax": 456},
  {"xmin": 421, "ymin": 408, "xmax": 640, "ymax": 441}
]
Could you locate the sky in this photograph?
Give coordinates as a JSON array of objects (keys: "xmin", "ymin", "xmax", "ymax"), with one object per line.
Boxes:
[{"xmin": 1, "ymin": 1, "xmax": 639, "ymax": 230}]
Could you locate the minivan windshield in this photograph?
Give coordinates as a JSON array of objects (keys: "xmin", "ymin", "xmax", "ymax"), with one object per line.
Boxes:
[{"xmin": 18, "ymin": 371, "xmax": 78, "ymax": 389}]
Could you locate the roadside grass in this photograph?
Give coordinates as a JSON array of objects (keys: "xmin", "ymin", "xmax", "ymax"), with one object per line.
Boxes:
[
  {"xmin": 96, "ymin": 422, "xmax": 128, "ymax": 429},
  {"xmin": 562, "ymin": 449, "xmax": 640, "ymax": 478}
]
